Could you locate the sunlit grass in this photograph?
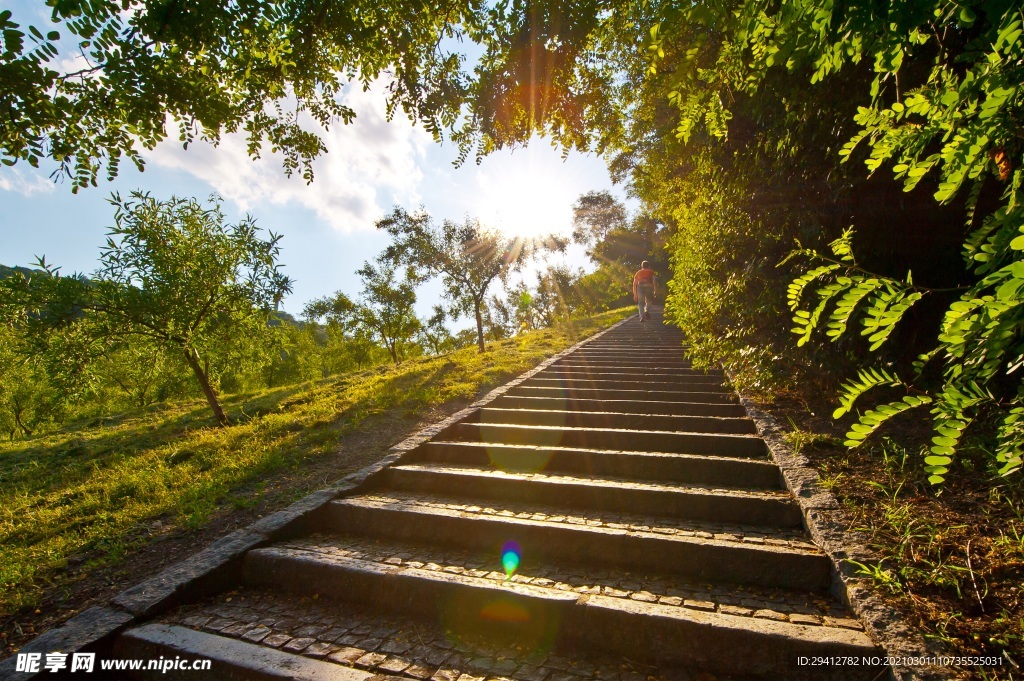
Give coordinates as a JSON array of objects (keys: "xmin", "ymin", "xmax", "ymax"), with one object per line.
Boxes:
[{"xmin": 0, "ymin": 308, "xmax": 632, "ymax": 617}]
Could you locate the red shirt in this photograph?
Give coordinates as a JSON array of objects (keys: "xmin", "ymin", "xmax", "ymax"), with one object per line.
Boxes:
[{"xmin": 633, "ymin": 268, "xmax": 655, "ymax": 296}]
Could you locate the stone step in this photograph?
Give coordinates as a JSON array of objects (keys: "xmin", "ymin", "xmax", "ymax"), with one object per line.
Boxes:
[
  {"xmin": 585, "ymin": 336, "xmax": 684, "ymax": 340},
  {"xmin": 561, "ymin": 342, "xmax": 689, "ymax": 349},
  {"xmin": 240, "ymin": 536, "xmax": 880, "ymax": 679},
  {"xmin": 377, "ymin": 463, "xmax": 802, "ymax": 527},
  {"xmin": 114, "ymin": 623, "xmax": 379, "ymax": 680},
  {"xmin": 406, "ymin": 441, "xmax": 785, "ymax": 489},
  {"xmin": 146, "ymin": 586, "xmax": 735, "ymax": 681},
  {"xmin": 550, "ymin": 361, "xmax": 723, "ymax": 374},
  {"xmin": 469, "ymin": 407, "xmax": 757, "ymax": 434},
  {"xmin": 321, "ymin": 493, "xmax": 829, "ymax": 591},
  {"xmin": 536, "ymin": 369, "xmax": 727, "ymax": 386},
  {"xmin": 522, "ymin": 376, "xmax": 729, "ymax": 392},
  {"xmin": 444, "ymin": 422, "xmax": 769, "ymax": 458},
  {"xmin": 562, "ymin": 356, "xmax": 691, "ymax": 364},
  {"xmin": 490, "ymin": 394, "xmax": 748, "ymax": 417},
  {"xmin": 506, "ymin": 384, "xmax": 740, "ymax": 404}
]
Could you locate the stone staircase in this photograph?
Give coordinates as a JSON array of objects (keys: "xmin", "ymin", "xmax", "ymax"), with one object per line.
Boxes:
[{"xmin": 47, "ymin": 317, "xmax": 887, "ymax": 679}]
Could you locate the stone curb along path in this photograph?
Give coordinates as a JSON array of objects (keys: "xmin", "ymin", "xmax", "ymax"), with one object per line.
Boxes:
[{"xmin": 2, "ymin": 316, "xmax": 908, "ymax": 681}]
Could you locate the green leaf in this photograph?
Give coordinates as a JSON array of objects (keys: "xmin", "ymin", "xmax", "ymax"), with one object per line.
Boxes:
[{"xmin": 844, "ymin": 395, "xmax": 931, "ymax": 448}]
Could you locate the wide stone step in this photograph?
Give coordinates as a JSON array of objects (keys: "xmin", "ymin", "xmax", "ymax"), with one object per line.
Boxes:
[
  {"xmin": 506, "ymin": 384, "xmax": 739, "ymax": 403},
  {"xmin": 490, "ymin": 394, "xmax": 748, "ymax": 417},
  {"xmin": 377, "ymin": 463, "xmax": 802, "ymax": 527},
  {"xmin": 406, "ymin": 441, "xmax": 785, "ymax": 489},
  {"xmin": 535, "ymin": 369, "xmax": 728, "ymax": 386},
  {"xmin": 139, "ymin": 586, "xmax": 734, "ymax": 681},
  {"xmin": 470, "ymin": 407, "xmax": 757, "ymax": 434},
  {"xmin": 552, "ymin": 356, "xmax": 712, "ymax": 366},
  {"xmin": 522, "ymin": 376, "xmax": 729, "ymax": 392},
  {"xmin": 553, "ymin": 351, "xmax": 697, "ymax": 361},
  {"xmin": 444, "ymin": 422, "xmax": 769, "ymax": 458},
  {"xmin": 114, "ymin": 623, "xmax": 379, "ymax": 680},
  {"xmin": 322, "ymin": 493, "xmax": 829, "ymax": 591},
  {"xmin": 240, "ymin": 536, "xmax": 880, "ymax": 679},
  {"xmin": 550, "ymin": 361, "xmax": 723, "ymax": 375},
  {"xmin": 552, "ymin": 356, "xmax": 696, "ymax": 366}
]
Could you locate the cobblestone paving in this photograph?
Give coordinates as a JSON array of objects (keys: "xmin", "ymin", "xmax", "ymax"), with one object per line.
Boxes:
[
  {"xmin": 164, "ymin": 588, "xmax": 756, "ymax": 681},
  {"xmin": 421, "ymin": 441, "xmax": 766, "ymax": 464},
  {"xmin": 342, "ymin": 492, "xmax": 820, "ymax": 550},
  {"xmin": 537, "ymin": 373, "xmax": 727, "ymax": 385},
  {"xmin": 523, "ymin": 378, "xmax": 729, "ymax": 391},
  {"xmin": 391, "ymin": 464, "xmax": 791, "ymax": 498},
  {"xmin": 274, "ymin": 533, "xmax": 862, "ymax": 629}
]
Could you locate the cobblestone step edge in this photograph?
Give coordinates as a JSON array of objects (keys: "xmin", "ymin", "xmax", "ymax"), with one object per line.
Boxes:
[
  {"xmin": 242, "ymin": 546, "xmax": 881, "ymax": 680},
  {"xmin": 0, "ymin": 318, "xmax": 635, "ymax": 680},
  {"xmin": 378, "ymin": 463, "xmax": 802, "ymax": 527},
  {"xmin": 407, "ymin": 441, "xmax": 784, "ymax": 489},
  {"xmin": 116, "ymin": 623, "xmax": 382, "ymax": 681}
]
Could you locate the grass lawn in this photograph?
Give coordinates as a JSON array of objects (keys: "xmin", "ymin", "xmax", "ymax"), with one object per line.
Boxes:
[{"xmin": 0, "ymin": 308, "xmax": 632, "ymax": 627}]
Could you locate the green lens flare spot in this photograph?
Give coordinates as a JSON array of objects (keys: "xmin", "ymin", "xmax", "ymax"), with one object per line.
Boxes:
[{"xmin": 501, "ymin": 541, "xmax": 521, "ymax": 579}]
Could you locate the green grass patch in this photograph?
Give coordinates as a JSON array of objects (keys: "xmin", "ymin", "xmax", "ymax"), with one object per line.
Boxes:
[{"xmin": 0, "ymin": 309, "xmax": 632, "ymax": 617}]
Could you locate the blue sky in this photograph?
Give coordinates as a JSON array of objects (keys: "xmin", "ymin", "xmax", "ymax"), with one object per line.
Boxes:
[{"xmin": 0, "ymin": 4, "xmax": 626, "ymax": 322}]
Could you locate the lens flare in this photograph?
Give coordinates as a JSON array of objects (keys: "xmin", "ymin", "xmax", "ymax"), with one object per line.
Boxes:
[
  {"xmin": 480, "ymin": 599, "xmax": 531, "ymax": 622},
  {"xmin": 486, "ymin": 444, "xmax": 554, "ymax": 474},
  {"xmin": 501, "ymin": 541, "xmax": 521, "ymax": 580}
]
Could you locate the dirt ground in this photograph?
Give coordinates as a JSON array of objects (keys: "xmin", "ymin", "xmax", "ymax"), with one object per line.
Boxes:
[{"xmin": 763, "ymin": 391, "xmax": 1024, "ymax": 679}]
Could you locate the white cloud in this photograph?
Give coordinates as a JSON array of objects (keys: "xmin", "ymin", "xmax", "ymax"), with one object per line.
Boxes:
[
  {"xmin": 0, "ymin": 167, "xmax": 57, "ymax": 197},
  {"xmin": 146, "ymin": 79, "xmax": 431, "ymax": 232}
]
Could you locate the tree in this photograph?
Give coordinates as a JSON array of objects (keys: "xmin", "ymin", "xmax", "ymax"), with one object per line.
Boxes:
[
  {"xmin": 94, "ymin": 339, "xmax": 175, "ymax": 408},
  {"xmin": 0, "ymin": 325, "xmax": 65, "ymax": 438},
  {"xmin": 0, "ymin": 0, "xmax": 482, "ymax": 189},
  {"xmin": 304, "ymin": 261, "xmax": 421, "ymax": 364},
  {"xmin": 377, "ymin": 207, "xmax": 548, "ymax": 352},
  {"xmin": 418, "ymin": 305, "xmax": 457, "ymax": 355},
  {"xmin": 572, "ymin": 191, "xmax": 627, "ymax": 252},
  {"xmin": 1, "ymin": 192, "xmax": 292, "ymax": 425}
]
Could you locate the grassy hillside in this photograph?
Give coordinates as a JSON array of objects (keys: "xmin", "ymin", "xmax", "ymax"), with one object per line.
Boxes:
[{"xmin": 0, "ymin": 308, "xmax": 632, "ymax": 620}]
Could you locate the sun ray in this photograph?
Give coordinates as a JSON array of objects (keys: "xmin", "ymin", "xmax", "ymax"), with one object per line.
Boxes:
[{"xmin": 473, "ymin": 162, "xmax": 576, "ymax": 239}]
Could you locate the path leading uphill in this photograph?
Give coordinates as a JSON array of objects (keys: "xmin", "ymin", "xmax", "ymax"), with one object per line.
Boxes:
[{"xmin": 6, "ymin": 316, "xmax": 885, "ymax": 680}]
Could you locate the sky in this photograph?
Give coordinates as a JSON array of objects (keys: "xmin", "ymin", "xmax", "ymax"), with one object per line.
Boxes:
[
  {"xmin": 0, "ymin": 81, "xmax": 623, "ymax": 321},
  {"xmin": 0, "ymin": 2, "xmax": 629, "ymax": 323}
]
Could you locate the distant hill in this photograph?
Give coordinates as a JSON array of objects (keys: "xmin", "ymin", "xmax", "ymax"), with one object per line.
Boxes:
[
  {"xmin": 0, "ymin": 264, "xmax": 45, "ymax": 280},
  {"xmin": 269, "ymin": 310, "xmax": 301, "ymax": 327}
]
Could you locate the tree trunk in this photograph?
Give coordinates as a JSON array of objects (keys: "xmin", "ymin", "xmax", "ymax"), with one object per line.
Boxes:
[
  {"xmin": 474, "ymin": 298, "xmax": 485, "ymax": 353},
  {"xmin": 13, "ymin": 399, "xmax": 32, "ymax": 437},
  {"xmin": 183, "ymin": 347, "xmax": 229, "ymax": 426}
]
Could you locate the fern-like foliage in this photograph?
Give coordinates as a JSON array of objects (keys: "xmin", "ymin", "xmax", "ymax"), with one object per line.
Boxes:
[
  {"xmin": 844, "ymin": 395, "xmax": 933, "ymax": 448},
  {"xmin": 833, "ymin": 367, "xmax": 903, "ymax": 419},
  {"xmin": 786, "ymin": 225, "xmax": 1024, "ymax": 485},
  {"xmin": 788, "ymin": 230, "xmax": 921, "ymax": 353}
]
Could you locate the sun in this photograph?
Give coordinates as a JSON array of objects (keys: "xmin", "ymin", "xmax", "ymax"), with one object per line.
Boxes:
[{"xmin": 472, "ymin": 157, "xmax": 577, "ymax": 240}]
